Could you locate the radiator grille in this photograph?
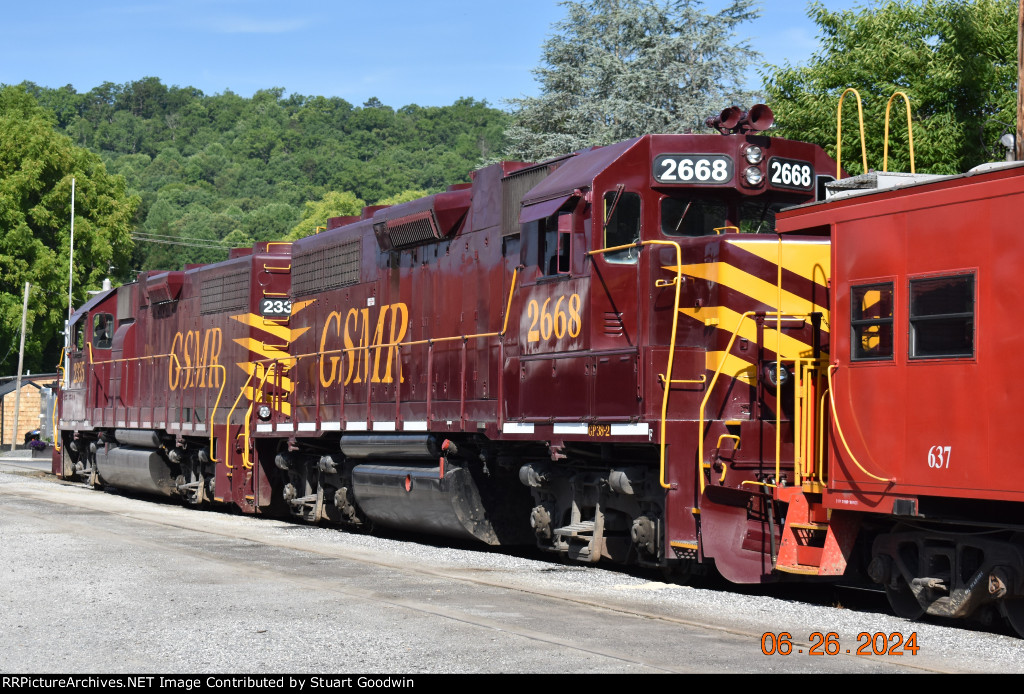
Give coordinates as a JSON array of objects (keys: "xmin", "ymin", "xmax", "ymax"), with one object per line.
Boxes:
[{"xmin": 502, "ymin": 166, "xmax": 553, "ymax": 237}]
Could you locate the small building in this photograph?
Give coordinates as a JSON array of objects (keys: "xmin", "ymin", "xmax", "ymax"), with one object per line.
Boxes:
[{"xmin": 0, "ymin": 374, "xmax": 59, "ymax": 446}]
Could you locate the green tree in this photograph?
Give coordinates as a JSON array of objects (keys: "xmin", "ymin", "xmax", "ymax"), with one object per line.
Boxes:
[
  {"xmin": 376, "ymin": 189, "xmax": 429, "ymax": 206},
  {"xmin": 0, "ymin": 86, "xmax": 138, "ymax": 373},
  {"xmin": 285, "ymin": 190, "xmax": 365, "ymax": 241},
  {"xmin": 503, "ymin": 0, "xmax": 760, "ymax": 161},
  {"xmin": 762, "ymin": 0, "xmax": 1017, "ymax": 175}
]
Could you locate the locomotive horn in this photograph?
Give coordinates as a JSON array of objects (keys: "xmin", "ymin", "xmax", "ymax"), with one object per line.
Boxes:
[
  {"xmin": 741, "ymin": 104, "xmax": 774, "ymax": 133},
  {"xmin": 705, "ymin": 106, "xmax": 744, "ymax": 134},
  {"xmin": 719, "ymin": 106, "xmax": 743, "ymax": 130}
]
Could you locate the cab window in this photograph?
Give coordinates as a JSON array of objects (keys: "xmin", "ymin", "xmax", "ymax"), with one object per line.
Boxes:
[
  {"xmin": 93, "ymin": 313, "xmax": 114, "ymax": 350},
  {"xmin": 604, "ymin": 191, "xmax": 640, "ymax": 263},
  {"xmin": 72, "ymin": 320, "xmax": 84, "ymax": 351},
  {"xmin": 541, "ymin": 212, "xmax": 572, "ymax": 276},
  {"xmin": 661, "ymin": 197, "xmax": 726, "ymax": 236}
]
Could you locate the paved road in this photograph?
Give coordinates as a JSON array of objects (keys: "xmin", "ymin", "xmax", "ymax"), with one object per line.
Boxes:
[{"xmin": 1, "ymin": 459, "xmax": 1021, "ymax": 674}]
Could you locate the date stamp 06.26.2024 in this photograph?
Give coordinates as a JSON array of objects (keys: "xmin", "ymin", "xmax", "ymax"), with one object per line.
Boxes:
[{"xmin": 760, "ymin": 632, "xmax": 919, "ymax": 656}]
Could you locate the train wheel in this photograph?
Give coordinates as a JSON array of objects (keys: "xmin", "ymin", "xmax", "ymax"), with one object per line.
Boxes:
[
  {"xmin": 999, "ymin": 599, "xmax": 1024, "ymax": 637},
  {"xmin": 885, "ymin": 578, "xmax": 925, "ymax": 621}
]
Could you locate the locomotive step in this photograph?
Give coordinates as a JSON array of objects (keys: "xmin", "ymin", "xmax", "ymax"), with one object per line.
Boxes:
[
  {"xmin": 788, "ymin": 521, "xmax": 828, "ymax": 531},
  {"xmin": 553, "ymin": 521, "xmax": 596, "ymax": 538}
]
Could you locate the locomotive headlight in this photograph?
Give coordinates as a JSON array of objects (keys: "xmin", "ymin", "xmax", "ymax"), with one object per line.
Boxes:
[
  {"xmin": 744, "ymin": 145, "xmax": 763, "ymax": 164},
  {"xmin": 744, "ymin": 166, "xmax": 764, "ymax": 185},
  {"xmin": 257, "ymin": 405, "xmax": 272, "ymax": 421},
  {"xmin": 764, "ymin": 362, "xmax": 790, "ymax": 388}
]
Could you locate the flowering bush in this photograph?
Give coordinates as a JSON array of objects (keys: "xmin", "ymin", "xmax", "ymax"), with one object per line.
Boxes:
[{"xmin": 28, "ymin": 439, "xmax": 48, "ymax": 451}]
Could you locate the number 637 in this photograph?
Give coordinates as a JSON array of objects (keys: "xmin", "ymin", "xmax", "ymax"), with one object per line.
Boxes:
[{"xmin": 927, "ymin": 445, "xmax": 951, "ymax": 469}]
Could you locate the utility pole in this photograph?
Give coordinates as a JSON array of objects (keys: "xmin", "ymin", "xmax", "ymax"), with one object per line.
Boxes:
[{"xmin": 10, "ymin": 282, "xmax": 30, "ymax": 453}]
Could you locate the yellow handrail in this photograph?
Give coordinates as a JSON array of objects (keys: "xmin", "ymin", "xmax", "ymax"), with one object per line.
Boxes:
[
  {"xmin": 223, "ymin": 369, "xmax": 257, "ymax": 469},
  {"xmin": 883, "ymin": 91, "xmax": 916, "ymax": 173},
  {"xmin": 818, "ymin": 386, "xmax": 830, "ymax": 485},
  {"xmin": 698, "ymin": 312, "xmax": 816, "ymax": 495},
  {"xmin": 52, "ymin": 397, "xmax": 60, "ymax": 453},
  {"xmin": 54, "ymin": 347, "xmax": 65, "ymax": 452},
  {"xmin": 837, "ymin": 88, "xmax": 868, "ymax": 178},
  {"xmin": 588, "ymin": 240, "xmax": 684, "ymax": 490},
  {"xmin": 826, "ymin": 364, "xmax": 893, "ymax": 483},
  {"xmin": 242, "ymin": 362, "xmax": 282, "ymax": 469},
  {"xmin": 206, "ymin": 364, "xmax": 227, "ymax": 464}
]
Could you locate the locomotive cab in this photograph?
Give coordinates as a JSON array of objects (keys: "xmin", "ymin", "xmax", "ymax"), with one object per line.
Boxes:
[{"xmin": 506, "ymin": 121, "xmax": 838, "ymax": 576}]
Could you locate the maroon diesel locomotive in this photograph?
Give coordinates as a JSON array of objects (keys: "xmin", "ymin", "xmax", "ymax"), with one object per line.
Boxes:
[
  {"xmin": 57, "ymin": 105, "xmax": 836, "ymax": 584},
  {"xmin": 96, "ymin": 103, "xmax": 1024, "ymax": 632}
]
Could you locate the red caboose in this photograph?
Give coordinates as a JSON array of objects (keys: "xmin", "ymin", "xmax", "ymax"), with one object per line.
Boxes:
[{"xmin": 777, "ymin": 163, "xmax": 1024, "ymax": 632}]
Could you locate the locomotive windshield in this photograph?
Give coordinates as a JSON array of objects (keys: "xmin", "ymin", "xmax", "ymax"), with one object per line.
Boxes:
[{"xmin": 660, "ymin": 195, "xmax": 790, "ymax": 236}]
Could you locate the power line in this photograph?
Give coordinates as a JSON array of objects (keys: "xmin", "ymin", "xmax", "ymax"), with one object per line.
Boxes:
[{"xmin": 131, "ymin": 235, "xmax": 232, "ymax": 250}]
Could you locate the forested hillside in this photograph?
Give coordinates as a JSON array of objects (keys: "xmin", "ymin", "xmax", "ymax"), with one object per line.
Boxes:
[{"xmin": 19, "ymin": 78, "xmax": 509, "ymax": 272}]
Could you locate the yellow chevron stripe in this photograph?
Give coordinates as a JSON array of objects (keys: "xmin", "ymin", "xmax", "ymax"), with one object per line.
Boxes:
[
  {"xmin": 727, "ymin": 238, "xmax": 830, "ymax": 286},
  {"xmin": 235, "ymin": 361, "xmax": 295, "ymax": 392},
  {"xmin": 292, "ymin": 299, "xmax": 315, "ymax": 314},
  {"xmin": 666, "ymin": 262, "xmax": 830, "ymax": 323},
  {"xmin": 243, "ymin": 389, "xmax": 292, "ymax": 417},
  {"xmin": 705, "ymin": 351, "xmax": 757, "ymax": 384},
  {"xmin": 680, "ymin": 306, "xmax": 820, "ymax": 359},
  {"xmin": 233, "ymin": 336, "xmax": 292, "ymax": 363},
  {"xmin": 230, "ymin": 313, "xmax": 310, "ymax": 342}
]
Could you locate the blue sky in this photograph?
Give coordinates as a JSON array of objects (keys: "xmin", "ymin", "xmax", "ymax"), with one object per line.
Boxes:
[{"xmin": 2, "ymin": 0, "xmax": 865, "ymax": 108}]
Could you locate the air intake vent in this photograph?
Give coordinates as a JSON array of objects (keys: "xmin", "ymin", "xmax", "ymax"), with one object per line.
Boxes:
[
  {"xmin": 373, "ymin": 210, "xmax": 440, "ymax": 250},
  {"xmin": 502, "ymin": 166, "xmax": 553, "ymax": 237},
  {"xmin": 293, "ymin": 239, "xmax": 361, "ymax": 296},
  {"xmin": 200, "ymin": 269, "xmax": 250, "ymax": 315},
  {"xmin": 603, "ymin": 312, "xmax": 624, "ymax": 336},
  {"xmin": 371, "ymin": 189, "xmax": 471, "ymax": 252}
]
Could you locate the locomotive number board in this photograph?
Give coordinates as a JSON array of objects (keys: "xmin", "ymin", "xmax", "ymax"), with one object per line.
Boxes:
[
  {"xmin": 653, "ymin": 154, "xmax": 733, "ymax": 185},
  {"xmin": 260, "ymin": 298, "xmax": 292, "ymax": 317},
  {"xmin": 768, "ymin": 157, "xmax": 814, "ymax": 190}
]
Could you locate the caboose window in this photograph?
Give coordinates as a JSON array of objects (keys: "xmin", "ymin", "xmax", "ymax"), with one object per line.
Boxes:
[
  {"xmin": 909, "ymin": 274, "xmax": 974, "ymax": 359},
  {"xmin": 851, "ymin": 283, "xmax": 894, "ymax": 361},
  {"xmin": 661, "ymin": 197, "xmax": 726, "ymax": 236},
  {"xmin": 604, "ymin": 191, "xmax": 640, "ymax": 263}
]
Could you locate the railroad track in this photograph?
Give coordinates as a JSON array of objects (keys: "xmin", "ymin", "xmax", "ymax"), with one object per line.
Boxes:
[{"xmin": 2, "ymin": 468, "xmax": 1019, "ymax": 673}]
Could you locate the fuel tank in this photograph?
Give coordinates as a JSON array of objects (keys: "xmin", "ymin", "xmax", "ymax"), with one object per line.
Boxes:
[
  {"xmin": 95, "ymin": 445, "xmax": 176, "ymax": 497},
  {"xmin": 351, "ymin": 462, "xmax": 500, "ymax": 544}
]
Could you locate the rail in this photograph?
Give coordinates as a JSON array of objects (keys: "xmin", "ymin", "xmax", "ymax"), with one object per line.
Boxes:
[
  {"xmin": 826, "ymin": 364, "xmax": 894, "ymax": 483},
  {"xmin": 79, "ymin": 347, "xmax": 230, "ymax": 466},
  {"xmin": 222, "ymin": 369, "xmax": 256, "ymax": 469},
  {"xmin": 588, "ymin": 240, "xmax": 683, "ymax": 490},
  {"xmin": 836, "ymin": 87, "xmax": 868, "ymax": 178},
  {"xmin": 54, "ymin": 347, "xmax": 65, "ymax": 452},
  {"xmin": 697, "ymin": 311, "xmax": 821, "ymax": 496},
  {"xmin": 883, "ymin": 91, "xmax": 916, "ymax": 173},
  {"xmin": 234, "ymin": 267, "xmax": 522, "ymax": 464}
]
